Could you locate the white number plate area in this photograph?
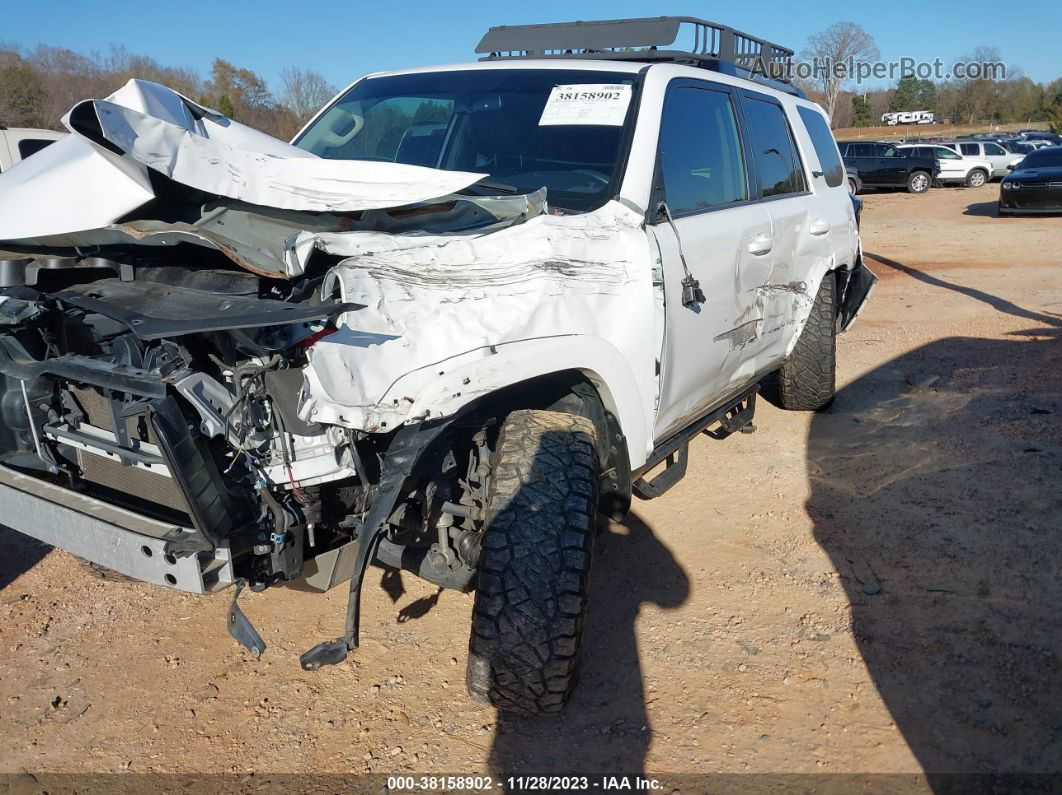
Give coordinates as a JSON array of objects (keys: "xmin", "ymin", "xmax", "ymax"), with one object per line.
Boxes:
[{"xmin": 538, "ymin": 84, "xmax": 633, "ymax": 126}]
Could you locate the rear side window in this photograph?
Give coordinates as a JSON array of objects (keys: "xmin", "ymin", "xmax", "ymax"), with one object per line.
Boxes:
[
  {"xmin": 796, "ymin": 106, "xmax": 844, "ymax": 188},
  {"xmin": 17, "ymin": 138, "xmax": 55, "ymax": 160},
  {"xmin": 741, "ymin": 96, "xmax": 807, "ymax": 198},
  {"xmin": 849, "ymin": 143, "xmax": 874, "ymax": 157},
  {"xmin": 960, "ymin": 143, "xmax": 979, "ymax": 157},
  {"xmin": 657, "ymin": 85, "xmax": 748, "ymax": 215}
]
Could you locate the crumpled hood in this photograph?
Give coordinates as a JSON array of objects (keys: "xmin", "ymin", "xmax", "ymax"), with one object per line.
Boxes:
[{"xmin": 0, "ymin": 79, "xmax": 486, "ymax": 244}]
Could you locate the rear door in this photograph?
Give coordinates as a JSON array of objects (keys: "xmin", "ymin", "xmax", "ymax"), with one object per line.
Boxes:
[
  {"xmin": 650, "ymin": 79, "xmax": 774, "ymax": 442},
  {"xmin": 846, "ymin": 142, "xmax": 878, "ymax": 184},
  {"xmin": 876, "ymin": 143, "xmax": 909, "ymax": 185},
  {"xmin": 736, "ymin": 91, "xmax": 832, "ymax": 365}
]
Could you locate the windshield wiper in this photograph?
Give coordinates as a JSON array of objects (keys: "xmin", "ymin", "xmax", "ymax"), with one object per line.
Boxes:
[{"xmin": 459, "ymin": 178, "xmax": 522, "ymax": 196}]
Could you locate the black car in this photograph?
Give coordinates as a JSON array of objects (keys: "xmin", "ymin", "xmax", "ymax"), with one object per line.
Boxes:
[
  {"xmin": 838, "ymin": 140, "xmax": 939, "ymax": 194},
  {"xmin": 998, "ymin": 146, "xmax": 1062, "ymax": 215}
]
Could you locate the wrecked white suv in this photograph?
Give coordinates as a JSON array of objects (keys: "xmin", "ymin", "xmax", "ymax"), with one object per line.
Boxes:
[{"xmin": 0, "ymin": 17, "xmax": 873, "ymax": 714}]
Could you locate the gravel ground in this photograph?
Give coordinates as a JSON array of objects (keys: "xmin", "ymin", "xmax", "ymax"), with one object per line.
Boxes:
[{"xmin": 0, "ymin": 183, "xmax": 1059, "ymax": 783}]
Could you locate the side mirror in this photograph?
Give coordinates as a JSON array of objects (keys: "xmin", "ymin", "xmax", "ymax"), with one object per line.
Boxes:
[{"xmin": 1006, "ymin": 163, "xmax": 1017, "ymax": 171}]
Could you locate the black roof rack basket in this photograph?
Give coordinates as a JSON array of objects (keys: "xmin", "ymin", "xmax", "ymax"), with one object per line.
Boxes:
[{"xmin": 476, "ymin": 16, "xmax": 796, "ymax": 89}]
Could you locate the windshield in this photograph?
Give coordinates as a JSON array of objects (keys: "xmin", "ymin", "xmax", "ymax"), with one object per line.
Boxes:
[
  {"xmin": 294, "ymin": 69, "xmax": 639, "ymax": 212},
  {"xmin": 1017, "ymin": 148, "xmax": 1062, "ymax": 169}
]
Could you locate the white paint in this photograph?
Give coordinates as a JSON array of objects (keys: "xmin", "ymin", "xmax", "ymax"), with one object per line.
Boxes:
[{"xmin": 299, "ymin": 200, "xmax": 658, "ymax": 466}]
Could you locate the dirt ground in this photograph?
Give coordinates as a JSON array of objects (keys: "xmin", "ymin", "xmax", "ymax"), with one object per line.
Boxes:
[{"xmin": 1, "ymin": 183, "xmax": 1060, "ymax": 784}]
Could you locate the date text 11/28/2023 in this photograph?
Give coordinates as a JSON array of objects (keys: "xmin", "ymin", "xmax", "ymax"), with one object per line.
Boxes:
[{"xmin": 386, "ymin": 775, "xmax": 666, "ymax": 792}]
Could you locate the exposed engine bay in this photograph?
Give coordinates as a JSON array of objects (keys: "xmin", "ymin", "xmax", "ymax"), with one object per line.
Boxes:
[{"xmin": 0, "ymin": 253, "xmax": 499, "ymax": 592}]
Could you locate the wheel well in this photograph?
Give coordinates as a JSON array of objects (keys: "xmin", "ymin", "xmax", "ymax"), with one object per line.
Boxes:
[{"xmin": 424, "ymin": 370, "xmax": 632, "ymax": 521}]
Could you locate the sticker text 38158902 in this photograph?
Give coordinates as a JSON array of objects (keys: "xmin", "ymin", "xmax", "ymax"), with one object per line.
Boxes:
[{"xmin": 538, "ymin": 84, "xmax": 633, "ymax": 126}]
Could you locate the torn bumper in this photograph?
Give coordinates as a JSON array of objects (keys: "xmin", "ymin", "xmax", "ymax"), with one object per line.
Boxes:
[
  {"xmin": 0, "ymin": 465, "xmax": 233, "ymax": 594},
  {"xmin": 837, "ymin": 256, "xmax": 877, "ymax": 332}
]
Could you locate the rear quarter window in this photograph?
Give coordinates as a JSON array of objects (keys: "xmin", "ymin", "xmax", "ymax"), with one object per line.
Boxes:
[
  {"xmin": 17, "ymin": 138, "xmax": 56, "ymax": 160},
  {"xmin": 796, "ymin": 106, "xmax": 844, "ymax": 188}
]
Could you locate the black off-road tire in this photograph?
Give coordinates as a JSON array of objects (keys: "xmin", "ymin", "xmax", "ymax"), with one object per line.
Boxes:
[
  {"xmin": 778, "ymin": 273, "xmax": 837, "ymax": 411},
  {"xmin": 467, "ymin": 410, "xmax": 598, "ymax": 714},
  {"xmin": 907, "ymin": 171, "xmax": 931, "ymax": 194}
]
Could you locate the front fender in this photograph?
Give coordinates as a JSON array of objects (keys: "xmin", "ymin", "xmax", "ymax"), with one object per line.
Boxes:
[{"xmin": 399, "ymin": 336, "xmax": 654, "ymax": 470}]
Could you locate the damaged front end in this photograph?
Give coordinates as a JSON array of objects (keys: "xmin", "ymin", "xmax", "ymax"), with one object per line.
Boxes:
[
  {"xmin": 0, "ymin": 257, "xmax": 368, "ymax": 587},
  {"xmin": 0, "ymin": 73, "xmax": 654, "ymax": 665}
]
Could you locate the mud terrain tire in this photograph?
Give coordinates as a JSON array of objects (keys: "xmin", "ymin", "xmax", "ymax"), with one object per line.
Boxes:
[
  {"xmin": 466, "ymin": 410, "xmax": 598, "ymax": 714},
  {"xmin": 778, "ymin": 273, "xmax": 836, "ymax": 411}
]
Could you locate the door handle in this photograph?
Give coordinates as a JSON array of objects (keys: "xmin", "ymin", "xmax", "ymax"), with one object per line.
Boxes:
[
  {"xmin": 809, "ymin": 219, "xmax": 830, "ymax": 236},
  {"xmin": 747, "ymin": 233, "xmax": 773, "ymax": 256}
]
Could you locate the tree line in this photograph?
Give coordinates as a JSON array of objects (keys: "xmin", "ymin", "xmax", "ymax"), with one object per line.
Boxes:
[
  {"xmin": 2, "ymin": 34, "xmax": 1060, "ymax": 138},
  {"xmin": 0, "ymin": 43, "xmax": 337, "ymax": 140},
  {"xmin": 799, "ymin": 24, "xmax": 1061, "ymax": 130}
]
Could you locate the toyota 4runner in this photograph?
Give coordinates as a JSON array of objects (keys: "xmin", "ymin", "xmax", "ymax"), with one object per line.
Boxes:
[{"xmin": 0, "ymin": 17, "xmax": 874, "ymax": 714}]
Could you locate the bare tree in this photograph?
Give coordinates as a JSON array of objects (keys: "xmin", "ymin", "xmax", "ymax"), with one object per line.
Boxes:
[
  {"xmin": 279, "ymin": 66, "xmax": 336, "ymax": 125},
  {"xmin": 801, "ymin": 22, "xmax": 879, "ymax": 124}
]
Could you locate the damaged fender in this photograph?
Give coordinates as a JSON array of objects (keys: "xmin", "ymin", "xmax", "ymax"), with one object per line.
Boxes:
[{"xmin": 299, "ymin": 201, "xmax": 658, "ymax": 466}]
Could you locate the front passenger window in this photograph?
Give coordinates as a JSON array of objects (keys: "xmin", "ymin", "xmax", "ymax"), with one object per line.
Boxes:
[{"xmin": 657, "ymin": 86, "xmax": 749, "ymax": 215}]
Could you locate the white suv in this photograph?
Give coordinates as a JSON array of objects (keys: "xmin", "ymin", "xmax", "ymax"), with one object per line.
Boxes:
[
  {"xmin": 898, "ymin": 143, "xmax": 993, "ymax": 187},
  {"xmin": 941, "ymin": 139, "xmax": 1023, "ymax": 178},
  {"xmin": 0, "ymin": 127, "xmax": 65, "ymax": 173},
  {"xmin": 0, "ymin": 17, "xmax": 872, "ymax": 714}
]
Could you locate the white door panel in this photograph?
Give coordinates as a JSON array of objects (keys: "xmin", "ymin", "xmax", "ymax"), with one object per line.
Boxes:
[{"xmin": 652, "ymin": 203, "xmax": 773, "ymax": 442}]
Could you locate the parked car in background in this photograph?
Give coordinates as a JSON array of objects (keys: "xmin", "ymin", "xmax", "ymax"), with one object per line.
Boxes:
[
  {"xmin": 897, "ymin": 144, "xmax": 992, "ymax": 187},
  {"xmin": 941, "ymin": 139, "xmax": 1023, "ymax": 179},
  {"xmin": 0, "ymin": 127, "xmax": 65, "ymax": 172},
  {"xmin": 1004, "ymin": 141, "xmax": 1038, "ymax": 156},
  {"xmin": 999, "ymin": 146, "xmax": 1062, "ymax": 215},
  {"xmin": 838, "ymin": 140, "xmax": 938, "ymax": 193}
]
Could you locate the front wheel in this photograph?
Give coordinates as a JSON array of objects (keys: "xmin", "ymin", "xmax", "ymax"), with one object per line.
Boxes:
[
  {"xmin": 848, "ymin": 176, "xmax": 860, "ymax": 195},
  {"xmin": 907, "ymin": 171, "xmax": 931, "ymax": 194},
  {"xmin": 965, "ymin": 169, "xmax": 988, "ymax": 188},
  {"xmin": 467, "ymin": 410, "xmax": 598, "ymax": 714},
  {"xmin": 778, "ymin": 273, "xmax": 836, "ymax": 411}
]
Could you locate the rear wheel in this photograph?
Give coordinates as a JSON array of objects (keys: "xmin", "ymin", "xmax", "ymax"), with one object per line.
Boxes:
[
  {"xmin": 467, "ymin": 410, "xmax": 598, "ymax": 714},
  {"xmin": 848, "ymin": 176, "xmax": 859, "ymax": 195},
  {"xmin": 907, "ymin": 171, "xmax": 931, "ymax": 194},
  {"xmin": 778, "ymin": 273, "xmax": 836, "ymax": 411},
  {"xmin": 965, "ymin": 169, "xmax": 988, "ymax": 188}
]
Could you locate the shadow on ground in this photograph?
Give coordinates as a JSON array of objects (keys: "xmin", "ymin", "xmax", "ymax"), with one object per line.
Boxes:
[
  {"xmin": 487, "ymin": 512, "xmax": 689, "ymax": 776},
  {"xmin": 962, "ymin": 200, "xmax": 1001, "ymax": 218},
  {"xmin": 808, "ymin": 268, "xmax": 1061, "ymax": 777},
  {"xmin": 0, "ymin": 525, "xmax": 52, "ymax": 591}
]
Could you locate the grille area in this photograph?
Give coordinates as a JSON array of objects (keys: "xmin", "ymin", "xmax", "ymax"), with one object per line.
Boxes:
[
  {"xmin": 77, "ymin": 450, "xmax": 189, "ymax": 512},
  {"xmin": 67, "ymin": 386, "xmax": 190, "ymax": 514}
]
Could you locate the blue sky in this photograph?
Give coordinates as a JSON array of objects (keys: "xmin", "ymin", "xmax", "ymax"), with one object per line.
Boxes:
[{"xmin": 5, "ymin": 0, "xmax": 1061, "ymax": 92}]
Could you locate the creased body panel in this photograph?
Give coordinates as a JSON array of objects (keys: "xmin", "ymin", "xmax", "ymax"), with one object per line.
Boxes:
[
  {"xmin": 0, "ymin": 79, "xmax": 485, "ymax": 243},
  {"xmin": 300, "ymin": 201, "xmax": 657, "ymax": 459}
]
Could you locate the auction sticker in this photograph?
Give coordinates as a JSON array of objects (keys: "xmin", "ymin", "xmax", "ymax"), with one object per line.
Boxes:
[{"xmin": 538, "ymin": 84, "xmax": 633, "ymax": 126}]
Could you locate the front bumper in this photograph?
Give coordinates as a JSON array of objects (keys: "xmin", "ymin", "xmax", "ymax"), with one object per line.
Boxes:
[
  {"xmin": 999, "ymin": 188, "xmax": 1062, "ymax": 212},
  {"xmin": 0, "ymin": 464, "xmax": 233, "ymax": 594}
]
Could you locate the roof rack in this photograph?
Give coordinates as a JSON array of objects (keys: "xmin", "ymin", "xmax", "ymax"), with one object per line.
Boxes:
[{"xmin": 476, "ymin": 16, "xmax": 802, "ymax": 97}]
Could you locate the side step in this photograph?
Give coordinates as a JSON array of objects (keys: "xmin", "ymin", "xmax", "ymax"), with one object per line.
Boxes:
[{"xmin": 632, "ymin": 387, "xmax": 757, "ymax": 500}]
